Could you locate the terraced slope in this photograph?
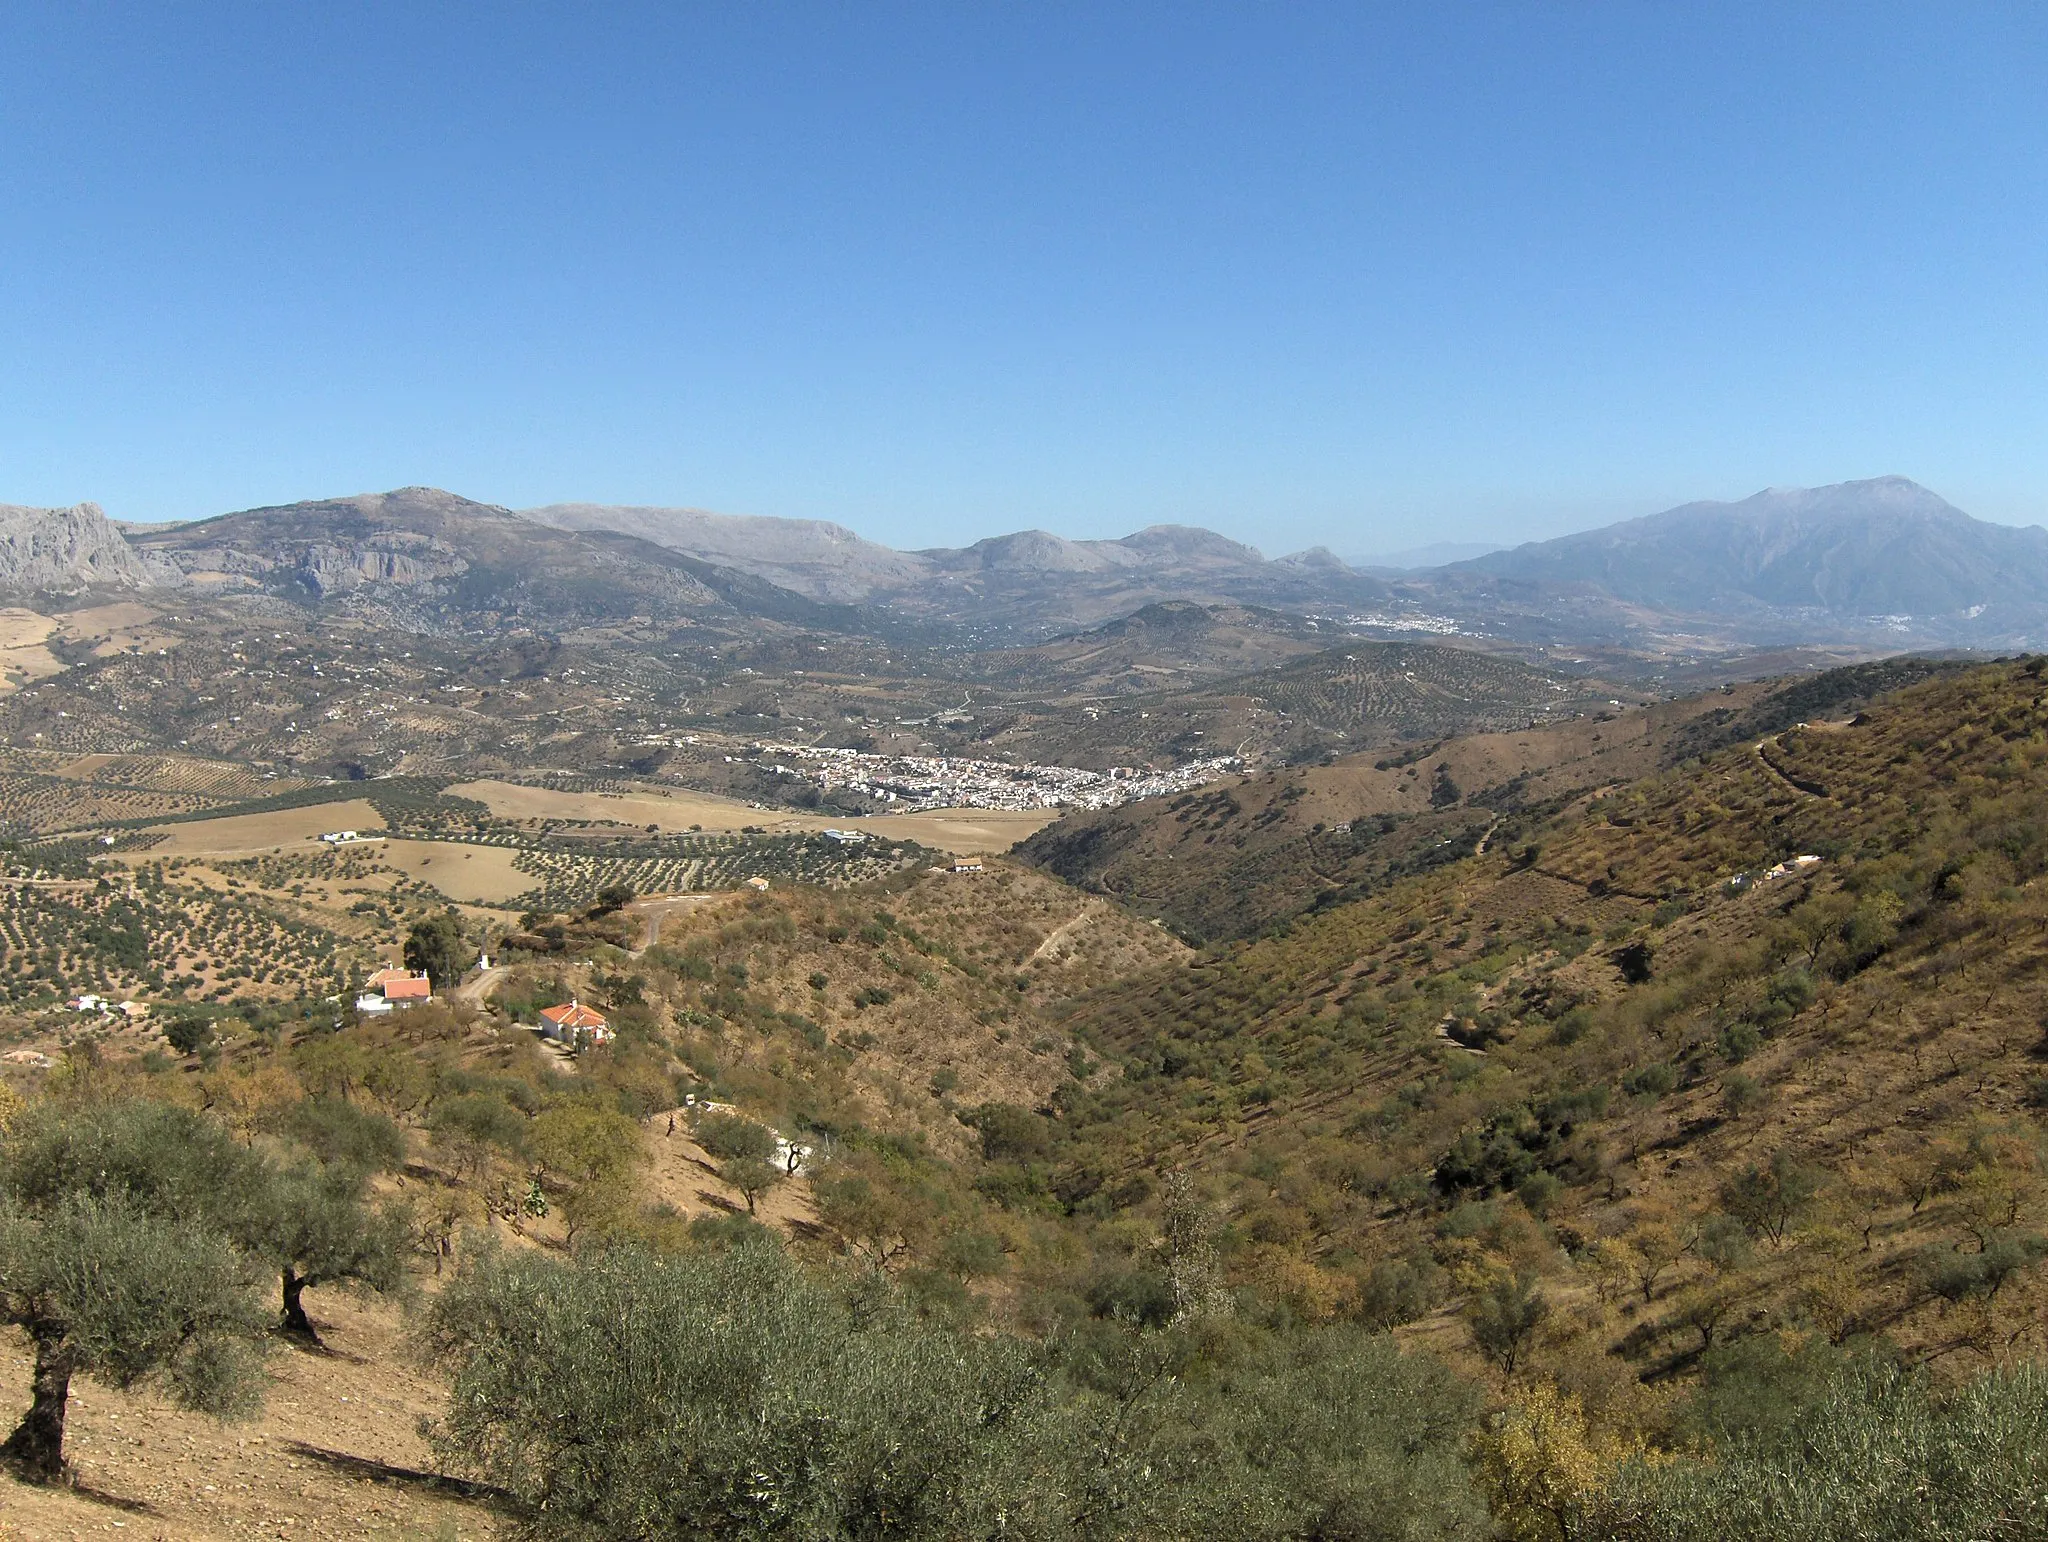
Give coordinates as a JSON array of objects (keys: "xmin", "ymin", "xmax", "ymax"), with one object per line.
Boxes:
[
  {"xmin": 1019, "ymin": 661, "xmax": 1948, "ymax": 941},
  {"xmin": 1035, "ymin": 656, "xmax": 2048, "ymax": 1388}
]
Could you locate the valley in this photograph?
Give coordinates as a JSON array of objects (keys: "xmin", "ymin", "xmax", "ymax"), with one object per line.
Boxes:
[{"xmin": 5, "ymin": 478, "xmax": 2048, "ymax": 1542}]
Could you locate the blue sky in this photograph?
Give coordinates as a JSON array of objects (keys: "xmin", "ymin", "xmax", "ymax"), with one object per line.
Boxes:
[{"xmin": 2, "ymin": 4, "xmax": 2045, "ymax": 554}]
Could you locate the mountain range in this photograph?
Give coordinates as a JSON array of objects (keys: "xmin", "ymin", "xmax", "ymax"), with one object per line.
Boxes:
[
  {"xmin": 529, "ymin": 501, "xmax": 1389, "ymax": 636},
  {"xmin": 6, "ymin": 475, "xmax": 2047, "ymax": 653}
]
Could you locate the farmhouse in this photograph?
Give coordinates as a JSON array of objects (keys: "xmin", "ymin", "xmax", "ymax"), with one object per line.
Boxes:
[
  {"xmin": 744, "ymin": 876, "xmax": 771, "ymax": 891},
  {"xmin": 365, "ymin": 965, "xmax": 432, "ymax": 1005},
  {"xmin": 539, "ymin": 998, "xmax": 612, "ymax": 1048},
  {"xmin": 951, "ymin": 857, "xmax": 985, "ymax": 874}
]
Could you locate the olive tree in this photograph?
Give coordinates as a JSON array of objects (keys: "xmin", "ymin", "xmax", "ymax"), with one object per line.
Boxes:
[
  {"xmin": 420, "ymin": 1240, "xmax": 1491, "ymax": 1542},
  {"xmin": 1596, "ymin": 1358, "xmax": 2048, "ymax": 1542},
  {"xmin": 529, "ymin": 1103, "xmax": 644, "ymax": 1242},
  {"xmin": 253, "ymin": 1159, "xmax": 407, "ymax": 1343},
  {"xmin": 420, "ymin": 1240, "xmax": 1061, "ymax": 1540},
  {"xmin": 694, "ymin": 1109, "xmax": 781, "ymax": 1216},
  {"xmin": 0, "ymin": 1101, "xmax": 272, "ymax": 1482},
  {"xmin": 284, "ymin": 1094, "xmax": 406, "ymax": 1172}
]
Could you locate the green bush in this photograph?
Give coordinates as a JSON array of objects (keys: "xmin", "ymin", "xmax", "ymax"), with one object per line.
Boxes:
[
  {"xmin": 422, "ymin": 1241, "xmax": 1062, "ymax": 1539},
  {"xmin": 1598, "ymin": 1360, "xmax": 2048, "ymax": 1541},
  {"xmin": 420, "ymin": 1240, "xmax": 1490, "ymax": 1541}
]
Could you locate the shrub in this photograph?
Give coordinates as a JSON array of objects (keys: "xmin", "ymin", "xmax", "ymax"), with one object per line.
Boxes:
[
  {"xmin": 1623, "ymin": 1062, "xmax": 1679, "ymax": 1099},
  {"xmin": 420, "ymin": 1242, "xmax": 1490, "ymax": 1541},
  {"xmin": 1597, "ymin": 1360, "xmax": 2048, "ymax": 1541}
]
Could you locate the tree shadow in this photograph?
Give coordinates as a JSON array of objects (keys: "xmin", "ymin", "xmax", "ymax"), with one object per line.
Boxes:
[
  {"xmin": 271, "ymin": 1326, "xmax": 371, "ymax": 1363},
  {"xmin": 2, "ymin": 1464, "xmax": 156, "ymax": 1514},
  {"xmin": 283, "ymin": 1441, "xmax": 512, "ymax": 1509}
]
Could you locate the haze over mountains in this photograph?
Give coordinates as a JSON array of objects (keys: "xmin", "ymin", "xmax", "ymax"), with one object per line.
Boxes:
[
  {"xmin": 529, "ymin": 500, "xmax": 1390, "ymax": 636},
  {"xmin": 1454, "ymin": 477, "xmax": 2048, "ymax": 618},
  {"xmin": 5, "ymin": 475, "xmax": 2047, "ymax": 654}
]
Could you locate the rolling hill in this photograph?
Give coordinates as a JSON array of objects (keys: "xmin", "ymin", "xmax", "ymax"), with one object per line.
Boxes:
[
  {"xmin": 1018, "ymin": 655, "xmax": 1968, "ymax": 940},
  {"xmin": 524, "ymin": 503, "xmax": 1393, "ymax": 639},
  {"xmin": 1029, "ymin": 653, "xmax": 2048, "ymax": 1404},
  {"xmin": 979, "ymin": 638, "xmax": 1629, "ymax": 772}
]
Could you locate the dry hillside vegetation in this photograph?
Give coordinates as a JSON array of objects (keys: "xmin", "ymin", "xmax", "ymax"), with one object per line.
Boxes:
[
  {"xmin": 602, "ymin": 866, "xmax": 1189, "ymax": 1154},
  {"xmin": 0, "ymin": 861, "xmax": 1193, "ymax": 1535},
  {"xmin": 8, "ymin": 662, "xmax": 2048, "ymax": 1539},
  {"xmin": 1021, "ymin": 656, "xmax": 1962, "ymax": 941},
  {"xmin": 1042, "ymin": 657, "xmax": 2048, "ymax": 1402}
]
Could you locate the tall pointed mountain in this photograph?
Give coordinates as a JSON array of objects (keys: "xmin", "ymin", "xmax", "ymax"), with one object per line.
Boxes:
[{"xmin": 1451, "ymin": 476, "xmax": 2048, "ymax": 617}]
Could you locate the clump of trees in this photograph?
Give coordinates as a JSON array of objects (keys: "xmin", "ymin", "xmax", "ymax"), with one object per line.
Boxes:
[
  {"xmin": 0, "ymin": 1099, "xmax": 407, "ymax": 1481},
  {"xmin": 403, "ymin": 910, "xmax": 470, "ymax": 991},
  {"xmin": 1584, "ymin": 1351, "xmax": 2048, "ymax": 1541},
  {"xmin": 421, "ymin": 1238, "xmax": 1491, "ymax": 1542}
]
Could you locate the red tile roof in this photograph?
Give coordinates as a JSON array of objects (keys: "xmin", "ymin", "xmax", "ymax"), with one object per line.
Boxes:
[
  {"xmin": 380, "ymin": 974, "xmax": 432, "ymax": 1001},
  {"xmin": 540, "ymin": 1001, "xmax": 608, "ymax": 1030}
]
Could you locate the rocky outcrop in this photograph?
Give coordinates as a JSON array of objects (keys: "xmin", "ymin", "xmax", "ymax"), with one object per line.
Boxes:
[
  {"xmin": 155, "ymin": 531, "xmax": 470, "ymax": 594},
  {"xmin": 0, "ymin": 502, "xmax": 182, "ymax": 594}
]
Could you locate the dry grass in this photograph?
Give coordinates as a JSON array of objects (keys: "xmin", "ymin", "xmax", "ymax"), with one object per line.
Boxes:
[
  {"xmin": 378, "ymin": 842, "xmax": 534, "ymax": 905},
  {"xmin": 450, "ymin": 777, "xmax": 1054, "ymax": 853},
  {"xmin": 53, "ymin": 600, "xmax": 179, "ymax": 659},
  {"xmin": 0, "ymin": 609, "xmax": 62, "ymax": 697},
  {"xmin": 142, "ymin": 800, "xmax": 389, "ymax": 857}
]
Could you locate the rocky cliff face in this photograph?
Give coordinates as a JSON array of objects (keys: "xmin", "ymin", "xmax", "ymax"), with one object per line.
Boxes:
[{"xmin": 0, "ymin": 502, "xmax": 182, "ymax": 594}]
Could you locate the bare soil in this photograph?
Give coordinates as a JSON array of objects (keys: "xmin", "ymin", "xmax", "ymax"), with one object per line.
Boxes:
[
  {"xmin": 0, "ymin": 1292, "xmax": 501, "ymax": 1541},
  {"xmin": 376, "ymin": 843, "xmax": 532, "ymax": 904},
  {"xmin": 0, "ymin": 610, "xmax": 62, "ymax": 697},
  {"xmin": 142, "ymin": 802, "xmax": 389, "ymax": 858},
  {"xmin": 449, "ymin": 778, "xmax": 1054, "ymax": 853}
]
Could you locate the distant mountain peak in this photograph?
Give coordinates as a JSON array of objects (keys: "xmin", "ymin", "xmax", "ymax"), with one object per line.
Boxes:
[
  {"xmin": 1117, "ymin": 524, "xmax": 1265, "ymax": 563},
  {"xmin": 1457, "ymin": 477, "xmax": 2048, "ymax": 619}
]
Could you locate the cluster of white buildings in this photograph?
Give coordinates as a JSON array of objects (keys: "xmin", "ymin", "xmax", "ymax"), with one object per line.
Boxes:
[
  {"xmin": 1330, "ymin": 610, "xmax": 1467, "ymax": 635},
  {"xmin": 750, "ymin": 743, "xmax": 1242, "ymax": 812}
]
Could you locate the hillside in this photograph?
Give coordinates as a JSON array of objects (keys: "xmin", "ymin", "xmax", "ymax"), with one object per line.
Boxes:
[
  {"xmin": 526, "ymin": 503, "xmax": 1393, "ymax": 640},
  {"xmin": 963, "ymin": 600, "xmax": 1336, "ymax": 697},
  {"xmin": 1018, "ymin": 655, "xmax": 1969, "ymax": 940},
  {"xmin": 991, "ymin": 640, "xmax": 1631, "ymax": 772},
  {"xmin": 1023, "ymin": 656, "xmax": 2048, "ymax": 1410},
  {"xmin": 9, "ymin": 657, "xmax": 2048, "ymax": 1536},
  {"xmin": 523, "ymin": 501, "xmax": 934, "ymax": 603},
  {"xmin": 125, "ymin": 486, "xmax": 880, "ymax": 635}
]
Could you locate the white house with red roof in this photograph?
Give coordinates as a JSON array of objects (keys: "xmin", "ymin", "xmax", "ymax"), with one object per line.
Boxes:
[
  {"xmin": 358, "ymin": 965, "xmax": 432, "ymax": 1013},
  {"xmin": 538, "ymin": 998, "xmax": 612, "ymax": 1048}
]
